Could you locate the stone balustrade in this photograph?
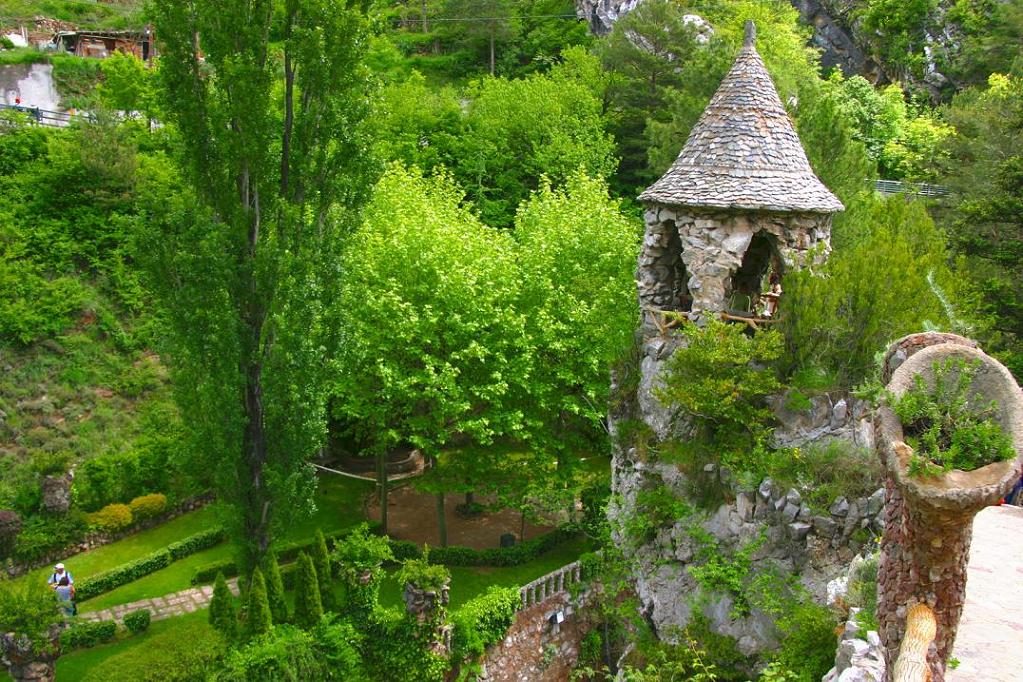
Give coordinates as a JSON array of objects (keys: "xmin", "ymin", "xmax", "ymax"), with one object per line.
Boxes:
[{"xmin": 518, "ymin": 561, "xmax": 582, "ymax": 610}]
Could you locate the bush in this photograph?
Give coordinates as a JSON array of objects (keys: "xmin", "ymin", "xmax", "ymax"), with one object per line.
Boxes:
[
  {"xmin": 312, "ymin": 529, "xmax": 336, "ymax": 612},
  {"xmin": 60, "ymin": 620, "xmax": 117, "ymax": 650},
  {"xmin": 773, "ymin": 602, "xmax": 840, "ymax": 682},
  {"xmin": 0, "ymin": 509, "xmax": 22, "ymax": 559},
  {"xmin": 75, "ymin": 527, "xmax": 225, "ymax": 601},
  {"xmin": 86, "ymin": 503, "xmax": 134, "ymax": 532},
  {"xmin": 123, "ymin": 608, "xmax": 151, "ymax": 634},
  {"xmin": 892, "ymin": 358, "xmax": 1017, "ymax": 475},
  {"xmin": 218, "ymin": 620, "xmax": 368, "ymax": 681},
  {"xmin": 80, "ymin": 618, "xmax": 225, "ymax": 682},
  {"xmin": 0, "ymin": 580, "xmax": 62, "ymax": 652},
  {"xmin": 388, "ymin": 526, "xmax": 578, "ymax": 568},
  {"xmin": 209, "ymin": 572, "xmax": 239, "ymax": 641},
  {"xmin": 246, "ymin": 567, "xmax": 272, "ymax": 637},
  {"xmin": 262, "ymin": 552, "xmax": 289, "ymax": 625},
  {"xmin": 12, "ymin": 511, "xmax": 88, "ymax": 563},
  {"xmin": 128, "ymin": 493, "xmax": 167, "ymax": 521},
  {"xmin": 293, "ymin": 552, "xmax": 323, "ymax": 629},
  {"xmin": 450, "ymin": 586, "xmax": 520, "ymax": 659},
  {"xmin": 396, "ymin": 556, "xmax": 450, "ymax": 593}
]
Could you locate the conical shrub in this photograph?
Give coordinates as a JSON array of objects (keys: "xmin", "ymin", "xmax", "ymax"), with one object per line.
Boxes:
[
  {"xmin": 246, "ymin": 566, "xmax": 273, "ymax": 637},
  {"xmin": 293, "ymin": 551, "xmax": 323, "ymax": 629},
  {"xmin": 208, "ymin": 572, "xmax": 239, "ymax": 641},
  {"xmin": 263, "ymin": 552, "xmax": 289, "ymax": 624},
  {"xmin": 312, "ymin": 529, "xmax": 336, "ymax": 612}
]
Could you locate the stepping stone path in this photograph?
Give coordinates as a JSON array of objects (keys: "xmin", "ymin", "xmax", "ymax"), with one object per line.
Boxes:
[{"xmin": 78, "ymin": 578, "xmax": 239, "ymax": 624}]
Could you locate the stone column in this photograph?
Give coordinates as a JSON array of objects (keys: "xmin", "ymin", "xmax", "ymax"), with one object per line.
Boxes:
[
  {"xmin": 1, "ymin": 629, "xmax": 60, "ymax": 682},
  {"xmin": 403, "ymin": 578, "xmax": 452, "ymax": 657},
  {"xmin": 876, "ymin": 341, "xmax": 1022, "ymax": 682}
]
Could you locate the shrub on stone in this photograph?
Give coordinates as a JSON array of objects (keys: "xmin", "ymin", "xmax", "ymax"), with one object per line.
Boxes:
[
  {"xmin": 209, "ymin": 572, "xmax": 239, "ymax": 642},
  {"xmin": 245, "ymin": 567, "xmax": 272, "ymax": 638},
  {"xmin": 451, "ymin": 586, "xmax": 520, "ymax": 659},
  {"xmin": 262, "ymin": 552, "xmax": 289, "ymax": 625},
  {"xmin": 124, "ymin": 608, "xmax": 151, "ymax": 634},
  {"xmin": 128, "ymin": 493, "xmax": 167, "ymax": 521},
  {"xmin": 86, "ymin": 503, "xmax": 134, "ymax": 532},
  {"xmin": 0, "ymin": 509, "xmax": 22, "ymax": 560},
  {"xmin": 293, "ymin": 552, "xmax": 323, "ymax": 629}
]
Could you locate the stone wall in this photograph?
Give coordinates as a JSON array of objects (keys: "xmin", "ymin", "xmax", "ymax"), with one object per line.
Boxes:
[
  {"xmin": 478, "ymin": 592, "xmax": 585, "ymax": 682},
  {"xmin": 4, "ymin": 493, "xmax": 213, "ymax": 578},
  {"xmin": 611, "ymin": 327, "xmax": 882, "ymax": 656},
  {"xmin": 639, "ymin": 206, "xmax": 831, "ymax": 323}
]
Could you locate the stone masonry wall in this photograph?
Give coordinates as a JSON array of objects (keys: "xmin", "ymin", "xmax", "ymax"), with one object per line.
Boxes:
[
  {"xmin": 478, "ymin": 593, "xmax": 585, "ymax": 682},
  {"xmin": 639, "ymin": 206, "xmax": 831, "ymax": 324}
]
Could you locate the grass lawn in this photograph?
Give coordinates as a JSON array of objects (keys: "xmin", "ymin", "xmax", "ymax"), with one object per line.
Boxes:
[
  {"xmin": 378, "ymin": 534, "xmax": 593, "ymax": 610},
  {"xmin": 12, "ymin": 505, "xmax": 222, "ymax": 591},
  {"xmin": 54, "ymin": 609, "xmax": 217, "ymax": 681}
]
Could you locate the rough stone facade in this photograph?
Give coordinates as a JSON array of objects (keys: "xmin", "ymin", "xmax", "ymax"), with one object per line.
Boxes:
[
  {"xmin": 478, "ymin": 593, "xmax": 584, "ymax": 682},
  {"xmin": 639, "ymin": 206, "xmax": 831, "ymax": 323},
  {"xmin": 611, "ymin": 393, "xmax": 883, "ymax": 653}
]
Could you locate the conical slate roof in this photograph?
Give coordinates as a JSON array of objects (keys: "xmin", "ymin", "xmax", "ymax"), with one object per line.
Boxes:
[{"xmin": 639, "ymin": 22, "xmax": 844, "ymax": 214}]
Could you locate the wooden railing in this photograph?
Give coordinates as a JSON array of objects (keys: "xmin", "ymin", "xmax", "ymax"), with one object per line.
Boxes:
[{"xmin": 519, "ymin": 560, "xmax": 582, "ymax": 610}]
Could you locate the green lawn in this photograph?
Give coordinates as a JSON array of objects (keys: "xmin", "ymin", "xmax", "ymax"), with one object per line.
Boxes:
[
  {"xmin": 54, "ymin": 610, "xmax": 215, "ymax": 681},
  {"xmin": 378, "ymin": 535, "xmax": 593, "ymax": 609},
  {"xmin": 13, "ymin": 505, "xmax": 222, "ymax": 590}
]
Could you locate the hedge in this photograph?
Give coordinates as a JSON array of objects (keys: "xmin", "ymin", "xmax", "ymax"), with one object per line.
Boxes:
[
  {"xmin": 124, "ymin": 608, "xmax": 151, "ymax": 634},
  {"xmin": 191, "ymin": 525, "xmax": 577, "ymax": 585},
  {"xmin": 191, "ymin": 523, "xmax": 382, "ymax": 586},
  {"xmin": 60, "ymin": 620, "xmax": 117, "ymax": 651},
  {"xmin": 75, "ymin": 526, "xmax": 226, "ymax": 602},
  {"xmin": 451, "ymin": 586, "xmax": 521, "ymax": 659},
  {"xmin": 389, "ymin": 526, "xmax": 578, "ymax": 568}
]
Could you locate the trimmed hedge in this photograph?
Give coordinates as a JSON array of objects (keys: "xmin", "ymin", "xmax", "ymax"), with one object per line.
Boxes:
[
  {"xmin": 389, "ymin": 526, "xmax": 578, "ymax": 568},
  {"xmin": 76, "ymin": 526, "xmax": 226, "ymax": 602},
  {"xmin": 124, "ymin": 608, "xmax": 151, "ymax": 634},
  {"xmin": 190, "ymin": 523, "xmax": 382, "ymax": 586},
  {"xmin": 191, "ymin": 525, "xmax": 577, "ymax": 586},
  {"xmin": 60, "ymin": 620, "xmax": 117, "ymax": 651},
  {"xmin": 451, "ymin": 586, "xmax": 521, "ymax": 659}
]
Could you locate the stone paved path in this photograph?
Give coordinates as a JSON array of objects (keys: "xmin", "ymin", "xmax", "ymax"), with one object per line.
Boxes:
[
  {"xmin": 947, "ymin": 504, "xmax": 1023, "ymax": 682},
  {"xmin": 79, "ymin": 577, "xmax": 239, "ymax": 624}
]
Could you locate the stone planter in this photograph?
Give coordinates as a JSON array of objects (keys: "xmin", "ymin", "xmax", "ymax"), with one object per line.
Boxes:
[
  {"xmin": 876, "ymin": 341, "xmax": 1023, "ymax": 682},
  {"xmin": 1, "ymin": 628, "xmax": 61, "ymax": 682}
]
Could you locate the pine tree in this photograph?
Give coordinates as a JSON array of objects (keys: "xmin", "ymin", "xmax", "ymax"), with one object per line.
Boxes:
[
  {"xmin": 312, "ymin": 530, "xmax": 336, "ymax": 612},
  {"xmin": 293, "ymin": 551, "xmax": 323, "ymax": 629},
  {"xmin": 208, "ymin": 572, "xmax": 239, "ymax": 641},
  {"xmin": 263, "ymin": 552, "xmax": 289, "ymax": 624},
  {"xmin": 246, "ymin": 566, "xmax": 273, "ymax": 638}
]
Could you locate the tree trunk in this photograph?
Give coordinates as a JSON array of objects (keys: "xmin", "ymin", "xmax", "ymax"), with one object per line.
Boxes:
[
  {"xmin": 489, "ymin": 27, "xmax": 495, "ymax": 76},
  {"xmin": 241, "ymin": 358, "xmax": 271, "ymax": 574},
  {"xmin": 464, "ymin": 491, "xmax": 474, "ymax": 507},
  {"xmin": 377, "ymin": 451, "xmax": 388, "ymax": 534},
  {"xmin": 436, "ymin": 492, "xmax": 448, "ymax": 547},
  {"xmin": 520, "ymin": 508, "xmax": 526, "ymax": 541}
]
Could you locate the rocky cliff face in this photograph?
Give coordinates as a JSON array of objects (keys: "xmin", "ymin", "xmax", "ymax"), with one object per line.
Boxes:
[{"xmin": 609, "ymin": 333, "xmax": 881, "ymax": 656}]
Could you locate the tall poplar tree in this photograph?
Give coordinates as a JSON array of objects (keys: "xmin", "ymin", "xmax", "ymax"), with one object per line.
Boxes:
[{"xmin": 146, "ymin": 0, "xmax": 376, "ymax": 574}]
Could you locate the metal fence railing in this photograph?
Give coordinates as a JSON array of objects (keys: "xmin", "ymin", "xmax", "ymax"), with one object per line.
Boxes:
[{"xmin": 874, "ymin": 179, "xmax": 951, "ymax": 198}]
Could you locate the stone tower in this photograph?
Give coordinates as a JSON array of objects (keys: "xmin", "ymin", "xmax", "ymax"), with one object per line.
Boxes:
[
  {"xmin": 637, "ymin": 21, "xmax": 842, "ymax": 327},
  {"xmin": 608, "ymin": 22, "xmax": 851, "ymax": 653}
]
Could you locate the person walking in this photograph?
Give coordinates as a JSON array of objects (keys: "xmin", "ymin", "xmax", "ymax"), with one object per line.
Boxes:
[
  {"xmin": 48, "ymin": 562, "xmax": 76, "ymax": 617},
  {"xmin": 47, "ymin": 562, "xmax": 74, "ymax": 590}
]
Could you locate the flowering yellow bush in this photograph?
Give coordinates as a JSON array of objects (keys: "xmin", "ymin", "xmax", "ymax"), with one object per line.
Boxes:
[
  {"xmin": 87, "ymin": 503, "xmax": 133, "ymax": 532},
  {"xmin": 128, "ymin": 493, "xmax": 167, "ymax": 521}
]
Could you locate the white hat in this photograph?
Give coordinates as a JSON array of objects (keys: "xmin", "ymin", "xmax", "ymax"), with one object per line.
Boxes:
[{"xmin": 54, "ymin": 563, "xmax": 65, "ymax": 570}]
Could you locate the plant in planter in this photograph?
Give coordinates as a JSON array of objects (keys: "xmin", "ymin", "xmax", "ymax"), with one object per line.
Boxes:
[
  {"xmin": 876, "ymin": 338, "xmax": 1022, "ymax": 682},
  {"xmin": 890, "ymin": 358, "xmax": 1017, "ymax": 476}
]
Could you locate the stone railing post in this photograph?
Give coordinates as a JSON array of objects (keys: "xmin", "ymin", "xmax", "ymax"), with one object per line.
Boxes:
[{"xmin": 876, "ymin": 338, "xmax": 1022, "ymax": 682}]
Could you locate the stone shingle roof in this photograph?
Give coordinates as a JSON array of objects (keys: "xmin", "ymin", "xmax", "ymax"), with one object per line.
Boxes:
[{"xmin": 639, "ymin": 22, "xmax": 844, "ymax": 214}]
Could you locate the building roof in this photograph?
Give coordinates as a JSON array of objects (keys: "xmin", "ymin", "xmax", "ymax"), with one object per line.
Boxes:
[{"xmin": 639, "ymin": 21, "xmax": 844, "ymax": 214}]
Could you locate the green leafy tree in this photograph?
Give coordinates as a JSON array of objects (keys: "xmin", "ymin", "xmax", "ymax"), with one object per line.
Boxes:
[
  {"xmin": 146, "ymin": 0, "xmax": 376, "ymax": 574},
  {"xmin": 245, "ymin": 567, "xmax": 272, "ymax": 638},
  {"xmin": 441, "ymin": 0, "xmax": 519, "ymax": 74},
  {"xmin": 942, "ymin": 73, "xmax": 1023, "ymax": 377},
  {"xmin": 312, "ymin": 530, "xmax": 336, "ymax": 612},
  {"xmin": 780, "ymin": 195, "xmax": 974, "ymax": 385},
  {"xmin": 263, "ymin": 553, "xmax": 289, "ymax": 625},
  {"xmin": 293, "ymin": 551, "xmax": 324, "ymax": 629},
  {"xmin": 455, "ymin": 50, "xmax": 617, "ymax": 226},
  {"xmin": 332, "ymin": 166, "xmax": 530, "ymax": 543},
  {"xmin": 209, "ymin": 571, "xmax": 239, "ymax": 642},
  {"xmin": 96, "ymin": 53, "xmax": 154, "ymax": 118},
  {"xmin": 0, "ymin": 580, "xmax": 61, "ymax": 654}
]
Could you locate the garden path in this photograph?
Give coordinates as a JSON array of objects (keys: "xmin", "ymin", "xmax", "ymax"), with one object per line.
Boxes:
[
  {"xmin": 78, "ymin": 577, "xmax": 239, "ymax": 624},
  {"xmin": 946, "ymin": 504, "xmax": 1023, "ymax": 682}
]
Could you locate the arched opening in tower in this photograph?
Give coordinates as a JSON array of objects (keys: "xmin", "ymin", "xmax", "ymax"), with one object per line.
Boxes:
[
  {"xmin": 729, "ymin": 231, "xmax": 783, "ymax": 317},
  {"xmin": 663, "ymin": 222, "xmax": 692, "ymax": 313}
]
